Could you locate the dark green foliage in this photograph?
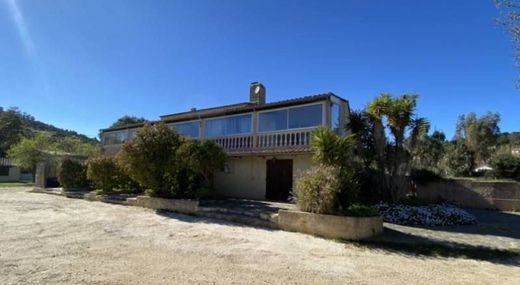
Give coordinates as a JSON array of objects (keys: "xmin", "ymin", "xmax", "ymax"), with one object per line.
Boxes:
[
  {"xmin": 0, "ymin": 108, "xmax": 24, "ymax": 156},
  {"xmin": 410, "ymin": 130, "xmax": 446, "ymax": 173},
  {"xmin": 491, "ymin": 153, "xmax": 520, "ymax": 180},
  {"xmin": 109, "ymin": 115, "xmax": 148, "ymax": 128},
  {"xmin": 0, "ymin": 106, "xmax": 98, "ymax": 146},
  {"xmin": 343, "ymin": 204, "xmax": 379, "ymax": 217},
  {"xmin": 117, "ymin": 123, "xmax": 226, "ymax": 199},
  {"xmin": 348, "ymin": 110, "xmax": 375, "ymax": 168},
  {"xmin": 175, "ymin": 140, "xmax": 227, "ymax": 199},
  {"xmin": 410, "ymin": 168, "xmax": 442, "ymax": 185},
  {"xmin": 118, "ymin": 123, "xmax": 182, "ymax": 197},
  {"xmin": 87, "ymin": 157, "xmax": 126, "ymax": 192},
  {"xmin": 57, "ymin": 158, "xmax": 88, "ymax": 188},
  {"xmin": 311, "ymin": 128, "xmax": 361, "ymax": 206},
  {"xmin": 455, "ymin": 112, "xmax": 500, "ymax": 165},
  {"xmin": 443, "ymin": 142, "xmax": 474, "ymax": 177},
  {"xmin": 365, "ymin": 93, "xmax": 430, "ymax": 201}
]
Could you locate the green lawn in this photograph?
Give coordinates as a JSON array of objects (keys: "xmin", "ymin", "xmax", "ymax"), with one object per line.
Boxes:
[{"xmin": 0, "ymin": 181, "xmax": 34, "ymax": 188}]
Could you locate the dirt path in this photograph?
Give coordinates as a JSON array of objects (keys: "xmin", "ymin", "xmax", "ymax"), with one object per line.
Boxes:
[{"xmin": 0, "ymin": 188, "xmax": 518, "ymax": 285}]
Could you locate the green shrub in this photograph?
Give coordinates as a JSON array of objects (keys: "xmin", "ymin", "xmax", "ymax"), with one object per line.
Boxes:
[
  {"xmin": 86, "ymin": 156, "xmax": 121, "ymax": 192},
  {"xmin": 293, "ymin": 165, "xmax": 341, "ymax": 215},
  {"xmin": 491, "ymin": 154, "xmax": 520, "ymax": 180},
  {"xmin": 57, "ymin": 158, "xmax": 88, "ymax": 188},
  {"xmin": 118, "ymin": 123, "xmax": 183, "ymax": 198},
  {"xmin": 311, "ymin": 127, "xmax": 361, "ymax": 210},
  {"xmin": 117, "ymin": 123, "xmax": 226, "ymax": 199},
  {"xmin": 175, "ymin": 140, "xmax": 227, "ymax": 198},
  {"xmin": 443, "ymin": 142, "xmax": 474, "ymax": 177},
  {"xmin": 343, "ymin": 204, "xmax": 379, "ymax": 217},
  {"xmin": 410, "ymin": 168, "xmax": 442, "ymax": 185}
]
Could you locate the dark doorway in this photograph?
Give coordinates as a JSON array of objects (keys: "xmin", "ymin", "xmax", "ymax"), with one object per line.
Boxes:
[{"xmin": 265, "ymin": 159, "xmax": 293, "ymax": 201}]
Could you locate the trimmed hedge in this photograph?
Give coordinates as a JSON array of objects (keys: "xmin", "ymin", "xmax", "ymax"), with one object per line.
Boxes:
[{"xmin": 57, "ymin": 158, "xmax": 88, "ymax": 189}]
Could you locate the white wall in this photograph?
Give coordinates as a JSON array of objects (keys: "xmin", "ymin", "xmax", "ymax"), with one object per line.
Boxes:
[
  {"xmin": 214, "ymin": 154, "xmax": 315, "ymax": 200},
  {"xmin": 0, "ymin": 166, "xmax": 21, "ymax": 182}
]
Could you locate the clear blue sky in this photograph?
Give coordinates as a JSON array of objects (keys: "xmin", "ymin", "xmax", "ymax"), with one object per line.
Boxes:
[{"xmin": 0, "ymin": 0, "xmax": 518, "ymax": 139}]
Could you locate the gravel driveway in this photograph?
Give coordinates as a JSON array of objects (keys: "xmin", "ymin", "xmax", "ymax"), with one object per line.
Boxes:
[{"xmin": 0, "ymin": 187, "xmax": 518, "ymax": 285}]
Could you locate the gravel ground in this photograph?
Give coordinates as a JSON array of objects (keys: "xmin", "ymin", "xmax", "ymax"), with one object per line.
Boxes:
[{"xmin": 0, "ymin": 187, "xmax": 518, "ymax": 285}]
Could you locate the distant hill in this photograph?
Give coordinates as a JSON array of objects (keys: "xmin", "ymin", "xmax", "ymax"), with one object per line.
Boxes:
[{"xmin": 0, "ymin": 107, "xmax": 99, "ymax": 156}]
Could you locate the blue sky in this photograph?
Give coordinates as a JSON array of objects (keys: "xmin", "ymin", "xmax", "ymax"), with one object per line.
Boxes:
[{"xmin": 0, "ymin": 0, "xmax": 518, "ymax": 139}]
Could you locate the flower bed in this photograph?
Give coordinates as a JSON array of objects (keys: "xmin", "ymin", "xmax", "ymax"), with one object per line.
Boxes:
[{"xmin": 374, "ymin": 202, "xmax": 476, "ymax": 226}]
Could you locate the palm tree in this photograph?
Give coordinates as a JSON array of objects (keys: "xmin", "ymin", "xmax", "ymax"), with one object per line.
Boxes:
[{"xmin": 366, "ymin": 94, "xmax": 429, "ymax": 201}]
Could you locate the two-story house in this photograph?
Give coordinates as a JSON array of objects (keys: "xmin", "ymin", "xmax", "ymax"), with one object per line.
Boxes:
[{"xmin": 100, "ymin": 82, "xmax": 350, "ymax": 201}]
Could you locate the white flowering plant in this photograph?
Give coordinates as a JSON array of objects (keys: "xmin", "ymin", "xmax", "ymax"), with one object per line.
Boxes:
[{"xmin": 374, "ymin": 202, "xmax": 476, "ymax": 226}]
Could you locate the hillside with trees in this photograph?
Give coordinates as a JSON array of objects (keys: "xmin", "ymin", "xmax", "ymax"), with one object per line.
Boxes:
[{"xmin": 0, "ymin": 106, "xmax": 100, "ymax": 157}]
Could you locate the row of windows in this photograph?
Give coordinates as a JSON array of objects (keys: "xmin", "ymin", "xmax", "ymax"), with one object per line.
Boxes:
[{"xmin": 104, "ymin": 103, "xmax": 337, "ymax": 144}]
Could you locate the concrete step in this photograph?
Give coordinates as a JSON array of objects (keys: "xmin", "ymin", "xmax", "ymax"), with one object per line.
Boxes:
[{"xmin": 195, "ymin": 210, "xmax": 278, "ymax": 229}]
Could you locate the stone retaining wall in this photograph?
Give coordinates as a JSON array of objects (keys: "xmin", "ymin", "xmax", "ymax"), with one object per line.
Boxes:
[
  {"xmin": 129, "ymin": 196, "xmax": 199, "ymax": 215},
  {"xmin": 278, "ymin": 210, "xmax": 383, "ymax": 240},
  {"xmin": 417, "ymin": 178, "xmax": 520, "ymax": 211}
]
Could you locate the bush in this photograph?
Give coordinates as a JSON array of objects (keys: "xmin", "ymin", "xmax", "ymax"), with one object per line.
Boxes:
[
  {"xmin": 86, "ymin": 157, "xmax": 121, "ymax": 192},
  {"xmin": 175, "ymin": 140, "xmax": 227, "ymax": 198},
  {"xmin": 118, "ymin": 123, "xmax": 183, "ymax": 198},
  {"xmin": 311, "ymin": 128, "xmax": 361, "ymax": 210},
  {"xmin": 117, "ymin": 123, "xmax": 226, "ymax": 199},
  {"xmin": 443, "ymin": 142, "xmax": 474, "ymax": 177},
  {"xmin": 293, "ymin": 165, "xmax": 341, "ymax": 215},
  {"xmin": 57, "ymin": 158, "xmax": 87, "ymax": 188},
  {"xmin": 343, "ymin": 204, "xmax": 379, "ymax": 217},
  {"xmin": 410, "ymin": 168, "xmax": 442, "ymax": 185},
  {"xmin": 491, "ymin": 153, "xmax": 520, "ymax": 180}
]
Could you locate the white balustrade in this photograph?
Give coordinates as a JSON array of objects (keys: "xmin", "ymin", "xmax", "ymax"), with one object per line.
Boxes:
[{"xmin": 208, "ymin": 129, "xmax": 314, "ymax": 153}]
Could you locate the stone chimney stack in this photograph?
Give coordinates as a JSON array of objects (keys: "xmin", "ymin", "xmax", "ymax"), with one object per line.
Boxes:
[{"xmin": 249, "ymin": 82, "xmax": 266, "ymax": 105}]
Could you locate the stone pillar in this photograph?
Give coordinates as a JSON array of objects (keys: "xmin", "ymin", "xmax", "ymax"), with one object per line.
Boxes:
[{"xmin": 35, "ymin": 162, "xmax": 46, "ymax": 188}]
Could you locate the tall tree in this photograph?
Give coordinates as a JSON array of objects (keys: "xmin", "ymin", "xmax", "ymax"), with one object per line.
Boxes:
[
  {"xmin": 366, "ymin": 93, "xmax": 429, "ymax": 201},
  {"xmin": 0, "ymin": 108, "xmax": 24, "ymax": 156},
  {"xmin": 410, "ymin": 130, "xmax": 446, "ymax": 173},
  {"xmin": 455, "ymin": 112, "xmax": 501, "ymax": 165},
  {"xmin": 7, "ymin": 134, "xmax": 51, "ymax": 181},
  {"xmin": 109, "ymin": 116, "xmax": 148, "ymax": 128}
]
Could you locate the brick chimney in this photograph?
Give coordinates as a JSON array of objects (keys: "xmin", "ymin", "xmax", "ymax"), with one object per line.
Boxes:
[{"xmin": 249, "ymin": 82, "xmax": 266, "ymax": 105}]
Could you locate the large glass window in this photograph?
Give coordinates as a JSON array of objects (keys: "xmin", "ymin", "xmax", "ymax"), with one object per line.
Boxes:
[
  {"xmin": 258, "ymin": 104, "xmax": 323, "ymax": 132},
  {"xmin": 331, "ymin": 103, "xmax": 341, "ymax": 134},
  {"xmin": 172, "ymin": 121, "xmax": 200, "ymax": 138},
  {"xmin": 288, "ymin": 104, "xmax": 323, "ymax": 129},
  {"xmin": 204, "ymin": 114, "xmax": 252, "ymax": 137},
  {"xmin": 259, "ymin": 109, "xmax": 287, "ymax": 132},
  {"xmin": 103, "ymin": 131, "xmax": 128, "ymax": 145}
]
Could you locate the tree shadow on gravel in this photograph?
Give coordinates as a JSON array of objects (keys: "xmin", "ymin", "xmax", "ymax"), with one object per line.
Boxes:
[
  {"xmin": 155, "ymin": 209, "xmax": 278, "ymax": 231},
  {"xmin": 346, "ymin": 227, "xmax": 520, "ymax": 266}
]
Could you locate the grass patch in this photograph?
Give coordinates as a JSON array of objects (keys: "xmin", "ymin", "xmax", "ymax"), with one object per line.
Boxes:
[
  {"xmin": 0, "ymin": 181, "xmax": 34, "ymax": 188},
  {"xmin": 349, "ymin": 240, "xmax": 520, "ymax": 264}
]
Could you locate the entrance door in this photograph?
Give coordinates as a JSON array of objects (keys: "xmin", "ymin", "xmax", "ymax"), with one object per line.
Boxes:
[{"xmin": 265, "ymin": 159, "xmax": 293, "ymax": 201}]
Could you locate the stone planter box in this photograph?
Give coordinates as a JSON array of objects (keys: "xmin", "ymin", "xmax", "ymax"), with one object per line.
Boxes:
[
  {"xmin": 277, "ymin": 210, "xmax": 383, "ymax": 240},
  {"xmin": 130, "ymin": 196, "xmax": 199, "ymax": 215}
]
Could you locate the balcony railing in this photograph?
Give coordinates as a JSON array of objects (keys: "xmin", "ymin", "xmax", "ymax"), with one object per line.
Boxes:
[
  {"xmin": 103, "ymin": 128, "xmax": 317, "ymax": 155},
  {"xmin": 208, "ymin": 128, "xmax": 315, "ymax": 154}
]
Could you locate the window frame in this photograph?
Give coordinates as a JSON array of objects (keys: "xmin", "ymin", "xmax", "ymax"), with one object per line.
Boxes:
[
  {"xmin": 102, "ymin": 130, "xmax": 129, "ymax": 145},
  {"xmin": 257, "ymin": 101, "xmax": 326, "ymax": 134},
  {"xmin": 203, "ymin": 112, "xmax": 254, "ymax": 138},
  {"xmin": 167, "ymin": 120, "xmax": 201, "ymax": 138}
]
